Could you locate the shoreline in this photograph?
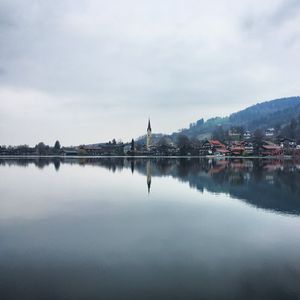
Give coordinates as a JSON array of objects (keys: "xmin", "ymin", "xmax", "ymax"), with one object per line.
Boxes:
[{"xmin": 0, "ymin": 155, "xmax": 297, "ymax": 159}]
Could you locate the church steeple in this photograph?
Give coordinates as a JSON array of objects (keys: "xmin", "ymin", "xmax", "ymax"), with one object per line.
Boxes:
[
  {"xmin": 146, "ymin": 118, "xmax": 152, "ymax": 150},
  {"xmin": 147, "ymin": 118, "xmax": 151, "ymax": 132}
]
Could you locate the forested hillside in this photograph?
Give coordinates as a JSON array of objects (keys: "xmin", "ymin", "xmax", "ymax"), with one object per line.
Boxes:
[
  {"xmin": 229, "ymin": 97, "xmax": 300, "ymax": 129},
  {"xmin": 172, "ymin": 96, "xmax": 300, "ymax": 139}
]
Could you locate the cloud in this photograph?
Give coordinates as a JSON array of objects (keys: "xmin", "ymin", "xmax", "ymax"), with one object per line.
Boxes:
[{"xmin": 0, "ymin": 0, "xmax": 300, "ymax": 145}]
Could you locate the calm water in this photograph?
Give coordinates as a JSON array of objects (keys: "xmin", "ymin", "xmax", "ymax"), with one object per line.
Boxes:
[{"xmin": 1, "ymin": 157, "xmax": 300, "ymax": 300}]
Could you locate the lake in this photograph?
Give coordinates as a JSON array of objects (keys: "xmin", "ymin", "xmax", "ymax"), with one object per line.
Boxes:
[{"xmin": 1, "ymin": 157, "xmax": 300, "ymax": 300}]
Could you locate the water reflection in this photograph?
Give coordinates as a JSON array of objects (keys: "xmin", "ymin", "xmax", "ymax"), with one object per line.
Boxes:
[
  {"xmin": 1, "ymin": 157, "xmax": 300, "ymax": 215},
  {"xmin": 146, "ymin": 160, "xmax": 151, "ymax": 194},
  {"xmin": 1, "ymin": 157, "xmax": 300, "ymax": 300}
]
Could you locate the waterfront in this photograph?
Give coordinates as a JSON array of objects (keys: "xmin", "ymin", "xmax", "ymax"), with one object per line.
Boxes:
[{"xmin": 0, "ymin": 158, "xmax": 300, "ymax": 300}]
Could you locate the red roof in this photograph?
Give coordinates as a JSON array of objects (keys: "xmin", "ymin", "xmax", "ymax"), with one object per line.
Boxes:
[
  {"xmin": 208, "ymin": 140, "xmax": 225, "ymax": 147},
  {"xmin": 262, "ymin": 145, "xmax": 281, "ymax": 150}
]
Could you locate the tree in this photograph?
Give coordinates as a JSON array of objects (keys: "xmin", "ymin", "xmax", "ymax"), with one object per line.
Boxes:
[
  {"xmin": 135, "ymin": 143, "xmax": 142, "ymax": 151},
  {"xmin": 36, "ymin": 142, "xmax": 49, "ymax": 155},
  {"xmin": 157, "ymin": 136, "xmax": 169, "ymax": 147},
  {"xmin": 190, "ymin": 137, "xmax": 201, "ymax": 147},
  {"xmin": 253, "ymin": 129, "xmax": 264, "ymax": 155},
  {"xmin": 131, "ymin": 138, "xmax": 135, "ymax": 151},
  {"xmin": 212, "ymin": 125, "xmax": 226, "ymax": 142},
  {"xmin": 196, "ymin": 118, "xmax": 204, "ymax": 126},
  {"xmin": 177, "ymin": 134, "xmax": 191, "ymax": 155},
  {"xmin": 54, "ymin": 140, "xmax": 61, "ymax": 153}
]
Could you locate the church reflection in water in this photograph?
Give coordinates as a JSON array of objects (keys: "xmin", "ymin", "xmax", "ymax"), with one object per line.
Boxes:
[
  {"xmin": 146, "ymin": 160, "xmax": 151, "ymax": 194},
  {"xmin": 1, "ymin": 157, "xmax": 300, "ymax": 215}
]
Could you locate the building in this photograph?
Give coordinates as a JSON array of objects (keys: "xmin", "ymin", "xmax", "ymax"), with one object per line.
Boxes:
[
  {"xmin": 200, "ymin": 140, "xmax": 227, "ymax": 155},
  {"xmin": 228, "ymin": 129, "xmax": 241, "ymax": 140},
  {"xmin": 265, "ymin": 128, "xmax": 275, "ymax": 137},
  {"xmin": 78, "ymin": 143, "xmax": 125, "ymax": 156},
  {"xmin": 146, "ymin": 119, "xmax": 152, "ymax": 150},
  {"xmin": 62, "ymin": 147, "xmax": 78, "ymax": 156},
  {"xmin": 154, "ymin": 144, "xmax": 178, "ymax": 156},
  {"xmin": 279, "ymin": 138, "xmax": 296, "ymax": 149},
  {"xmin": 260, "ymin": 141, "xmax": 283, "ymax": 156},
  {"xmin": 243, "ymin": 131, "xmax": 252, "ymax": 140},
  {"xmin": 229, "ymin": 142, "xmax": 245, "ymax": 156},
  {"xmin": 243, "ymin": 141, "xmax": 254, "ymax": 155}
]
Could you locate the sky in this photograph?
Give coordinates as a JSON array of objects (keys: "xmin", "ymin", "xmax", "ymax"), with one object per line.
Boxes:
[{"xmin": 1, "ymin": 0, "xmax": 300, "ymax": 146}]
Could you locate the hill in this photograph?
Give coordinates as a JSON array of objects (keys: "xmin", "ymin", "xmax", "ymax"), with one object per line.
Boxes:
[{"xmin": 171, "ymin": 96, "xmax": 300, "ymax": 139}]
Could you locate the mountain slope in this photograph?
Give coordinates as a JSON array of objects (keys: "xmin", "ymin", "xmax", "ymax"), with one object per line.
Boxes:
[
  {"xmin": 173, "ymin": 96, "xmax": 300, "ymax": 138},
  {"xmin": 229, "ymin": 97, "xmax": 300, "ymax": 129}
]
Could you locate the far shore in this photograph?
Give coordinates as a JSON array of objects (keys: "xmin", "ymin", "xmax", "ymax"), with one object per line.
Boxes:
[{"xmin": 0, "ymin": 155, "xmax": 298, "ymax": 159}]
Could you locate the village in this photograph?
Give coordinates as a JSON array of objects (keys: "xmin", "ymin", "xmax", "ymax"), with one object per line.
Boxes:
[
  {"xmin": 62, "ymin": 120, "xmax": 300, "ymax": 157},
  {"xmin": 2, "ymin": 119, "xmax": 300, "ymax": 157},
  {"xmin": 47, "ymin": 120, "xmax": 300, "ymax": 157}
]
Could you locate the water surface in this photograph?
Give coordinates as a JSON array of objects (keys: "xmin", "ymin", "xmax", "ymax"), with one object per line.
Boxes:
[{"xmin": 1, "ymin": 157, "xmax": 300, "ymax": 300}]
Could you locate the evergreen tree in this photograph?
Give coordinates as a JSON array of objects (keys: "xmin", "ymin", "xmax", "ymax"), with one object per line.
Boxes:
[
  {"xmin": 253, "ymin": 129, "xmax": 264, "ymax": 155},
  {"xmin": 54, "ymin": 140, "xmax": 61, "ymax": 150},
  {"xmin": 177, "ymin": 134, "xmax": 191, "ymax": 155},
  {"xmin": 212, "ymin": 126, "xmax": 226, "ymax": 142},
  {"xmin": 131, "ymin": 139, "xmax": 135, "ymax": 151}
]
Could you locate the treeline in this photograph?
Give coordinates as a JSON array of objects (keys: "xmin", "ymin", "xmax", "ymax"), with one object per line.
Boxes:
[
  {"xmin": 0, "ymin": 140, "xmax": 62, "ymax": 155},
  {"xmin": 229, "ymin": 97, "xmax": 300, "ymax": 127}
]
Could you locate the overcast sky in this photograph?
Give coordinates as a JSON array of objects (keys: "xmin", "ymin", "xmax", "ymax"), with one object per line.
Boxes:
[{"xmin": 1, "ymin": 0, "xmax": 300, "ymax": 146}]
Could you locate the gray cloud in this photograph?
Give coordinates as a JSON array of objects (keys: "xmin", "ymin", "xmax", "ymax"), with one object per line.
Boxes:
[{"xmin": 0, "ymin": 0, "xmax": 300, "ymax": 145}]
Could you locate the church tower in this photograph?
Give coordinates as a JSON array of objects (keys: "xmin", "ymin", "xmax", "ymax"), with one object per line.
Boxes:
[{"xmin": 146, "ymin": 118, "xmax": 152, "ymax": 150}]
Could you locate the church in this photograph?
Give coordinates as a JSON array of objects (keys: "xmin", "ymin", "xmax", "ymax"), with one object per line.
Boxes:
[{"xmin": 146, "ymin": 118, "xmax": 152, "ymax": 150}]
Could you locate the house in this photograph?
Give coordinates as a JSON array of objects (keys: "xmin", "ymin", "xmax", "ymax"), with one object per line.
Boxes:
[
  {"xmin": 228, "ymin": 130, "xmax": 241, "ymax": 140},
  {"xmin": 82, "ymin": 144, "xmax": 125, "ymax": 156},
  {"xmin": 277, "ymin": 138, "xmax": 297, "ymax": 156},
  {"xmin": 279, "ymin": 138, "xmax": 296, "ymax": 149},
  {"xmin": 260, "ymin": 142, "xmax": 283, "ymax": 156},
  {"xmin": 265, "ymin": 128, "xmax": 275, "ymax": 137},
  {"xmin": 82, "ymin": 146, "xmax": 106, "ymax": 155},
  {"xmin": 62, "ymin": 147, "xmax": 78, "ymax": 156},
  {"xmin": 228, "ymin": 141, "xmax": 254, "ymax": 156},
  {"xmin": 214, "ymin": 148, "xmax": 231, "ymax": 156},
  {"xmin": 294, "ymin": 145, "xmax": 300, "ymax": 156},
  {"xmin": 154, "ymin": 144, "xmax": 178, "ymax": 156},
  {"xmin": 243, "ymin": 142, "xmax": 254, "ymax": 155},
  {"xmin": 200, "ymin": 140, "xmax": 227, "ymax": 155},
  {"xmin": 0, "ymin": 147, "xmax": 10, "ymax": 155},
  {"xmin": 230, "ymin": 145, "xmax": 245, "ymax": 156},
  {"xmin": 243, "ymin": 131, "xmax": 252, "ymax": 140}
]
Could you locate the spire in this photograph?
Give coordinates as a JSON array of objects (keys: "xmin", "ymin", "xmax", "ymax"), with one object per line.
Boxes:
[
  {"xmin": 147, "ymin": 118, "xmax": 151, "ymax": 132},
  {"xmin": 146, "ymin": 118, "xmax": 152, "ymax": 150}
]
